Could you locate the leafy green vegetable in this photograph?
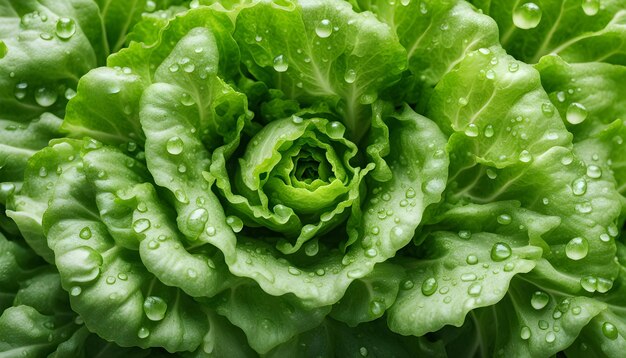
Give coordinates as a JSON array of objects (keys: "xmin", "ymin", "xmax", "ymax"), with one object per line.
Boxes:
[{"xmin": 1, "ymin": 0, "xmax": 625, "ymax": 356}]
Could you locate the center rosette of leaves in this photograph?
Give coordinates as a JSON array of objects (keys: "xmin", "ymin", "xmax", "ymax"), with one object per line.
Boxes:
[{"xmin": 222, "ymin": 114, "xmax": 366, "ymax": 254}]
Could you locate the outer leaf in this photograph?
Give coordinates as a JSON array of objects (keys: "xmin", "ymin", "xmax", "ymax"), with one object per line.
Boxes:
[
  {"xmin": 472, "ymin": 0, "xmax": 626, "ymax": 64},
  {"xmin": 428, "ymin": 46, "xmax": 622, "ymax": 291},
  {"xmin": 234, "ymin": 0, "xmax": 407, "ymax": 140},
  {"xmin": 350, "ymin": 0, "xmax": 499, "ymax": 107},
  {"xmin": 212, "ymin": 284, "xmax": 331, "ymax": 354},
  {"xmin": 42, "ymin": 142, "xmax": 208, "ymax": 352},
  {"xmin": 388, "ymin": 204, "xmax": 545, "ymax": 336}
]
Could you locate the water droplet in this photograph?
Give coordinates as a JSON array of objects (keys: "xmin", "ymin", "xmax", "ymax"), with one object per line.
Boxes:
[
  {"xmin": 291, "ymin": 115, "xmax": 303, "ymax": 124},
  {"xmin": 602, "ymin": 322, "xmax": 619, "ymax": 340},
  {"xmin": 143, "ymin": 296, "xmax": 168, "ymax": 321},
  {"xmin": 180, "ymin": 93, "xmax": 195, "ymax": 106},
  {"xmin": 545, "ymin": 331, "xmax": 556, "ymax": 343},
  {"xmin": 187, "ymin": 208, "xmax": 208, "ymax": 233},
  {"xmin": 326, "ymin": 121, "xmax": 345, "ymax": 138},
  {"xmin": 70, "ymin": 286, "xmax": 82, "ymax": 296},
  {"xmin": 458, "ymin": 230, "xmax": 472, "ymax": 239},
  {"xmin": 512, "ymin": 2, "xmax": 542, "ymax": 29},
  {"xmin": 273, "ymin": 55, "xmax": 288, "ymax": 72},
  {"xmin": 369, "ymin": 300, "xmax": 385, "ymax": 316},
  {"xmin": 344, "ymin": 69, "xmax": 357, "ymax": 83},
  {"xmin": 133, "ymin": 218, "xmax": 151, "ymax": 233},
  {"xmin": 79, "ymin": 227, "xmax": 92, "ymax": 240},
  {"xmin": 138, "ymin": 327, "xmax": 150, "ymax": 339},
  {"xmin": 38, "ymin": 166, "xmax": 48, "ymax": 177},
  {"xmin": 187, "ymin": 269, "xmax": 197, "ymax": 278},
  {"xmin": 497, "ymin": 214, "xmax": 512, "ymax": 225},
  {"xmin": 566, "ymin": 102, "xmax": 588, "ymax": 124},
  {"xmin": 359, "ymin": 346, "xmax": 368, "ymax": 357},
  {"xmin": 401, "ymin": 279, "xmax": 414, "ymax": 290},
  {"xmin": 461, "ymin": 273, "xmax": 477, "ymax": 281},
  {"xmin": 145, "ymin": 0, "xmax": 157, "ymax": 11},
  {"xmin": 468, "ymin": 283, "xmax": 482, "ymax": 296},
  {"xmin": 169, "ymin": 64, "xmax": 179, "ymax": 72},
  {"xmin": 147, "ymin": 240, "xmax": 159, "ymax": 250},
  {"xmin": 520, "ymin": 326, "xmax": 531, "ymax": 340},
  {"xmin": 14, "ymin": 82, "xmax": 28, "ymax": 100},
  {"xmin": 465, "ymin": 123, "xmax": 479, "ymax": 137},
  {"xmin": 55, "ymin": 17, "xmax": 76, "ymax": 39},
  {"xmin": 226, "ymin": 216, "xmax": 243, "ymax": 233},
  {"xmin": 582, "ymin": 0, "xmax": 600, "ymax": 16},
  {"xmin": 365, "ymin": 248, "xmax": 378, "ymax": 258},
  {"xmin": 518, "ymin": 150, "xmax": 532, "ymax": 163},
  {"xmin": 580, "ymin": 275, "xmax": 597, "ymax": 292},
  {"xmin": 531, "ymin": 291, "xmax": 550, "ymax": 310},
  {"xmin": 315, "ymin": 19, "xmax": 333, "ymax": 38},
  {"xmin": 484, "ymin": 125, "xmax": 495, "ymax": 138},
  {"xmin": 458, "ymin": 97, "xmax": 468, "ymax": 106},
  {"xmin": 166, "ymin": 136, "xmax": 184, "ymax": 155},
  {"xmin": 586, "ymin": 165, "xmax": 602, "ymax": 178},
  {"xmin": 421, "ymin": 277, "xmax": 437, "ymax": 296},
  {"xmin": 35, "ymin": 87, "xmax": 58, "ymax": 107},
  {"xmin": 491, "ymin": 242, "xmax": 512, "ymax": 261},
  {"xmin": 106, "ymin": 276, "xmax": 116, "ymax": 285},
  {"xmin": 508, "ymin": 62, "xmax": 520, "ymax": 72},
  {"xmin": 118, "ymin": 273, "xmax": 128, "ymax": 281},
  {"xmin": 40, "ymin": 32, "xmax": 53, "ymax": 40},
  {"xmin": 538, "ymin": 320, "xmax": 549, "ymax": 330},
  {"xmin": 541, "ymin": 103, "xmax": 554, "ymax": 117},
  {"xmin": 485, "ymin": 70, "xmax": 495, "ymax": 80},
  {"xmin": 565, "ymin": 237, "xmax": 588, "ymax": 260},
  {"xmin": 304, "ymin": 240, "xmax": 319, "ymax": 256},
  {"xmin": 572, "ymin": 178, "xmax": 587, "ymax": 195},
  {"xmin": 596, "ymin": 277, "xmax": 613, "ymax": 293},
  {"xmin": 466, "ymin": 255, "xmax": 478, "ymax": 265}
]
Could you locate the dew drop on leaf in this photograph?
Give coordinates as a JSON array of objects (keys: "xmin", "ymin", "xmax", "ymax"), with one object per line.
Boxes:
[
  {"xmin": 566, "ymin": 102, "xmax": 588, "ymax": 124},
  {"xmin": 79, "ymin": 227, "xmax": 92, "ymax": 240},
  {"xmin": 512, "ymin": 2, "xmax": 542, "ymax": 29},
  {"xmin": 530, "ymin": 291, "xmax": 550, "ymax": 310},
  {"xmin": 490, "ymin": 242, "xmax": 512, "ymax": 261},
  {"xmin": 133, "ymin": 218, "xmax": 151, "ymax": 233},
  {"xmin": 144, "ymin": 296, "xmax": 168, "ymax": 321},
  {"xmin": 138, "ymin": 327, "xmax": 150, "ymax": 339},
  {"xmin": 166, "ymin": 136, "xmax": 184, "ymax": 155},
  {"xmin": 315, "ymin": 19, "xmax": 333, "ymax": 38},
  {"xmin": 586, "ymin": 165, "xmax": 602, "ymax": 179},
  {"xmin": 273, "ymin": 54, "xmax": 288, "ymax": 72},
  {"xmin": 55, "ymin": 17, "xmax": 76, "ymax": 39},
  {"xmin": 344, "ymin": 69, "xmax": 357, "ymax": 83},
  {"xmin": 421, "ymin": 277, "xmax": 437, "ymax": 296},
  {"xmin": 565, "ymin": 237, "xmax": 588, "ymax": 260},
  {"xmin": 602, "ymin": 322, "xmax": 619, "ymax": 340},
  {"xmin": 581, "ymin": 0, "xmax": 600, "ymax": 16},
  {"xmin": 35, "ymin": 87, "xmax": 58, "ymax": 107}
]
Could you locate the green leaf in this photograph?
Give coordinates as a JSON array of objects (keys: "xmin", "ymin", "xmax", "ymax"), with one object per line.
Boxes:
[
  {"xmin": 330, "ymin": 263, "xmax": 403, "ymax": 327},
  {"xmin": 388, "ymin": 203, "xmax": 545, "ymax": 336},
  {"xmin": 234, "ymin": 0, "xmax": 407, "ymax": 141},
  {"xmin": 94, "ymin": 0, "xmax": 188, "ymax": 54},
  {"xmin": 267, "ymin": 318, "xmax": 447, "ymax": 358},
  {"xmin": 42, "ymin": 142, "xmax": 208, "ymax": 352},
  {"xmin": 212, "ymin": 284, "xmax": 331, "ymax": 353},
  {"xmin": 428, "ymin": 46, "xmax": 622, "ymax": 291},
  {"xmin": 472, "ymin": 0, "xmax": 626, "ymax": 64},
  {"xmin": 350, "ymin": 0, "xmax": 499, "ymax": 107}
]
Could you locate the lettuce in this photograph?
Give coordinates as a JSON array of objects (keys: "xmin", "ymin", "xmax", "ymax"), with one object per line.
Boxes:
[{"xmin": 1, "ymin": 0, "xmax": 625, "ymax": 356}]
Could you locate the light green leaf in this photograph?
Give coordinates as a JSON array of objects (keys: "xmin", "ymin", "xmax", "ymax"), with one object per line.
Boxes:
[
  {"xmin": 234, "ymin": 0, "xmax": 407, "ymax": 141},
  {"xmin": 472, "ymin": 0, "xmax": 626, "ymax": 64}
]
